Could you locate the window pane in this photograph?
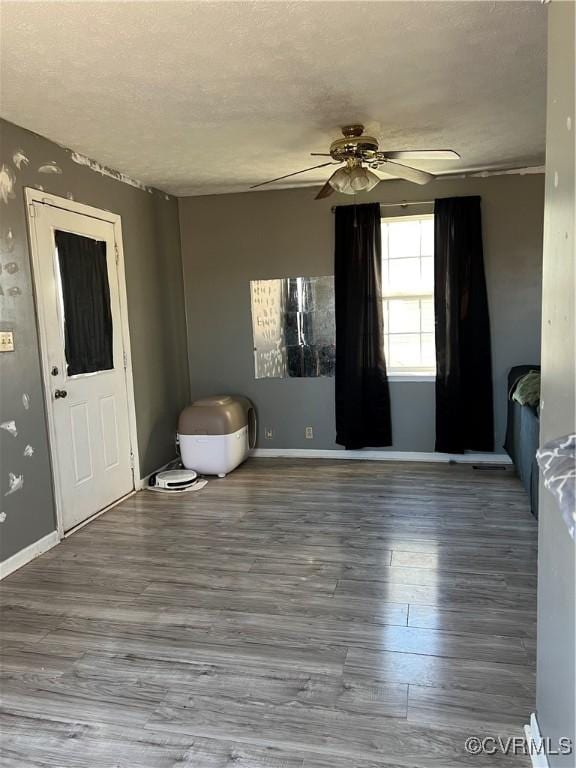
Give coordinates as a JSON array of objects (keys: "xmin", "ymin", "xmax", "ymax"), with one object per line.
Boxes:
[
  {"xmin": 421, "ymin": 298, "xmax": 435, "ymax": 332},
  {"xmin": 422, "ymin": 333, "xmax": 436, "ymax": 367},
  {"xmin": 421, "ymin": 218, "xmax": 434, "ymax": 256},
  {"xmin": 387, "ymin": 220, "xmax": 421, "ymax": 258},
  {"xmin": 387, "ymin": 299, "xmax": 421, "ymax": 333},
  {"xmin": 421, "ymin": 256, "xmax": 434, "ymax": 290},
  {"xmin": 382, "ymin": 227, "xmax": 389, "ymax": 262},
  {"xmin": 386, "ymin": 257, "xmax": 421, "ymax": 294},
  {"xmin": 55, "ymin": 230, "xmax": 113, "ymax": 376},
  {"xmin": 388, "ymin": 334, "xmax": 421, "ymax": 368}
]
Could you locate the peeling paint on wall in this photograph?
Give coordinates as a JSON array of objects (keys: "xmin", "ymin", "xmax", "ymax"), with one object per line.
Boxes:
[
  {"xmin": 0, "ymin": 164, "xmax": 16, "ymax": 204},
  {"xmin": 69, "ymin": 150, "xmax": 155, "ymax": 193},
  {"xmin": 0, "ymin": 512, "xmax": 6, "ymax": 524},
  {"xmin": 23, "ymin": 444, "xmax": 34, "ymax": 457},
  {"xmin": 5, "ymin": 473, "xmax": 23, "ymax": 496},
  {"xmin": 22, "ymin": 393, "xmax": 30, "ymax": 410},
  {"xmin": 1, "ymin": 228, "xmax": 15, "ymax": 253},
  {"xmin": 4, "ymin": 262, "xmax": 18, "ymax": 274},
  {"xmin": 0, "ymin": 421, "xmax": 18, "ymax": 437},
  {"xmin": 12, "ymin": 150, "xmax": 29, "ymax": 170},
  {"xmin": 38, "ymin": 162, "xmax": 62, "ymax": 175},
  {"xmin": 7, "ymin": 286, "xmax": 22, "ymax": 297}
]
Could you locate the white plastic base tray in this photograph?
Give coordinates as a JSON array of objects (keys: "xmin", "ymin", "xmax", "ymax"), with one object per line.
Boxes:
[
  {"xmin": 179, "ymin": 426, "xmax": 249, "ymax": 477},
  {"xmin": 147, "ymin": 479, "xmax": 208, "ymax": 494}
]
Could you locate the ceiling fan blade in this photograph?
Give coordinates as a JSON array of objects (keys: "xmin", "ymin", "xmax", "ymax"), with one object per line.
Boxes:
[
  {"xmin": 383, "ymin": 149, "xmax": 461, "ymax": 161},
  {"xmin": 310, "ymin": 153, "xmax": 333, "ymax": 157},
  {"xmin": 315, "ymin": 178, "xmax": 336, "ymax": 200},
  {"xmin": 315, "ymin": 167, "xmax": 345, "ymax": 200},
  {"xmin": 249, "ymin": 162, "xmax": 338, "ymax": 190},
  {"xmin": 380, "ymin": 160, "xmax": 434, "ymax": 186}
]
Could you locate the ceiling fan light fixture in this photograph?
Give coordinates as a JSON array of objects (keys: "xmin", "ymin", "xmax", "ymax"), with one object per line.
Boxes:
[
  {"xmin": 328, "ymin": 166, "xmax": 353, "ymax": 194},
  {"xmin": 328, "ymin": 164, "xmax": 380, "ymax": 196},
  {"xmin": 364, "ymin": 170, "xmax": 380, "ymax": 192},
  {"xmin": 349, "ymin": 165, "xmax": 380, "ymax": 192}
]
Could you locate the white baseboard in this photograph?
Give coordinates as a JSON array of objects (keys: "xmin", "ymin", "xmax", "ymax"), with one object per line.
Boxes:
[
  {"xmin": 524, "ymin": 713, "xmax": 550, "ymax": 768},
  {"xmin": 251, "ymin": 448, "xmax": 512, "ymax": 464},
  {"xmin": 0, "ymin": 530, "xmax": 60, "ymax": 580},
  {"xmin": 0, "ymin": 464, "xmax": 181, "ymax": 580}
]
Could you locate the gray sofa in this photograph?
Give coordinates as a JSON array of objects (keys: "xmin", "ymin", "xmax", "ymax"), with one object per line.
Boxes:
[{"xmin": 504, "ymin": 365, "xmax": 541, "ymax": 518}]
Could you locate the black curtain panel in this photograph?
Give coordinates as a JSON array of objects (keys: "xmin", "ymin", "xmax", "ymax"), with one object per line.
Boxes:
[
  {"xmin": 334, "ymin": 203, "xmax": 392, "ymax": 449},
  {"xmin": 55, "ymin": 230, "xmax": 113, "ymax": 376},
  {"xmin": 434, "ymin": 196, "xmax": 494, "ymax": 453}
]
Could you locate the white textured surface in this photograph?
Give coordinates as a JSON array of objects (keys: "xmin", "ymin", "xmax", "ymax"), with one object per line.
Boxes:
[{"xmin": 1, "ymin": 1, "xmax": 547, "ymax": 196}]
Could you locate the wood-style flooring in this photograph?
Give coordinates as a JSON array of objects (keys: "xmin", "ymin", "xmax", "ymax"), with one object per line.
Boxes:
[{"xmin": 0, "ymin": 459, "xmax": 538, "ymax": 767}]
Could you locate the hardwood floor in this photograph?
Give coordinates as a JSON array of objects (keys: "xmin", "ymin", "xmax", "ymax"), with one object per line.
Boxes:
[{"xmin": 0, "ymin": 459, "xmax": 537, "ymax": 767}]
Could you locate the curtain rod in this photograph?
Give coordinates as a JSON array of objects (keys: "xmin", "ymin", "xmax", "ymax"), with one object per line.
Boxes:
[{"xmin": 331, "ymin": 201, "xmax": 434, "ymax": 213}]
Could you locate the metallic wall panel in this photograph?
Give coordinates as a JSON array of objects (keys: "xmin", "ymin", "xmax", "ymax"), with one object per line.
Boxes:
[{"xmin": 250, "ymin": 276, "xmax": 335, "ymax": 379}]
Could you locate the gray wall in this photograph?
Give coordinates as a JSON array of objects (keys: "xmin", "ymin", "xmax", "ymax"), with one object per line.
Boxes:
[
  {"xmin": 536, "ymin": 2, "xmax": 576, "ymax": 762},
  {"xmin": 179, "ymin": 173, "xmax": 544, "ymax": 453},
  {"xmin": 0, "ymin": 118, "xmax": 190, "ymax": 561}
]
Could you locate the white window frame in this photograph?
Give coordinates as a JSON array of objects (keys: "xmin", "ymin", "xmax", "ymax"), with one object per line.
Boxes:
[{"xmin": 381, "ymin": 213, "xmax": 436, "ymax": 382}]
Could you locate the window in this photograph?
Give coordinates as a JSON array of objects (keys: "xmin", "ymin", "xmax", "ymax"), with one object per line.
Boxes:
[
  {"xmin": 55, "ymin": 230, "xmax": 113, "ymax": 376},
  {"xmin": 381, "ymin": 215, "xmax": 435, "ymax": 377}
]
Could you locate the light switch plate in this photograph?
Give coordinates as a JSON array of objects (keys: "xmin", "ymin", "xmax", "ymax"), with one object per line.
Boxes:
[{"xmin": 0, "ymin": 331, "xmax": 14, "ymax": 352}]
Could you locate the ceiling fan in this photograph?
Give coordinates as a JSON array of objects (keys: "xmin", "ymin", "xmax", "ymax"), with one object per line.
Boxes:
[{"xmin": 250, "ymin": 125, "xmax": 461, "ymax": 199}]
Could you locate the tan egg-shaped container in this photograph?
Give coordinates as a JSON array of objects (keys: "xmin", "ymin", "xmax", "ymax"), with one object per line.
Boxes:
[{"xmin": 178, "ymin": 395, "xmax": 256, "ymax": 477}]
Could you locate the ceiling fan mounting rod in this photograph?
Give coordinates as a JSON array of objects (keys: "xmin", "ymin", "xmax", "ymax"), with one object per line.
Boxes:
[{"xmin": 341, "ymin": 124, "xmax": 365, "ymax": 138}]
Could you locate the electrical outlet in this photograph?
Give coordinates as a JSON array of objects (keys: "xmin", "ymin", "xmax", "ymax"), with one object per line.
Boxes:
[
  {"xmin": 305, "ymin": 426, "xmax": 314, "ymax": 439},
  {"xmin": 265, "ymin": 428, "xmax": 273, "ymax": 440},
  {"xmin": 0, "ymin": 331, "xmax": 14, "ymax": 352}
]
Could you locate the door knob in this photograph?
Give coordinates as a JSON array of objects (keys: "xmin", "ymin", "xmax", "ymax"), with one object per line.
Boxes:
[{"xmin": 54, "ymin": 389, "xmax": 68, "ymax": 399}]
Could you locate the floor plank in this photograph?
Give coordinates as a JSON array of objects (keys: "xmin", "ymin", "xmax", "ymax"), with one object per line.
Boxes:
[
  {"xmin": 0, "ymin": 459, "xmax": 537, "ymax": 767},
  {"xmin": 407, "ymin": 684, "xmax": 534, "ymax": 729},
  {"xmin": 345, "ymin": 646, "xmax": 535, "ymax": 698}
]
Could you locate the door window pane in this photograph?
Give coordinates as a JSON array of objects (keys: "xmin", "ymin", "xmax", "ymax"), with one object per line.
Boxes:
[{"xmin": 55, "ymin": 230, "xmax": 113, "ymax": 376}]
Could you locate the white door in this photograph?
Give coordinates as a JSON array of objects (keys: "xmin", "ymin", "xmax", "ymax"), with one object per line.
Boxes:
[{"xmin": 29, "ymin": 201, "xmax": 134, "ymax": 532}]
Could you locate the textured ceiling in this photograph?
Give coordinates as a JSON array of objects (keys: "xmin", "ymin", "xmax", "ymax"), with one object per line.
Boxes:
[{"xmin": 1, "ymin": 1, "xmax": 547, "ymax": 196}]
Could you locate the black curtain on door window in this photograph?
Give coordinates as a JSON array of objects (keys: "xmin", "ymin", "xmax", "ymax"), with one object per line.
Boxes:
[
  {"xmin": 334, "ymin": 203, "xmax": 392, "ymax": 449},
  {"xmin": 55, "ymin": 230, "xmax": 113, "ymax": 376},
  {"xmin": 434, "ymin": 196, "xmax": 494, "ymax": 453}
]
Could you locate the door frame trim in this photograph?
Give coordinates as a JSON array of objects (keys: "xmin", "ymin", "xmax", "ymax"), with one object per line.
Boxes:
[{"xmin": 24, "ymin": 188, "xmax": 140, "ymax": 538}]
